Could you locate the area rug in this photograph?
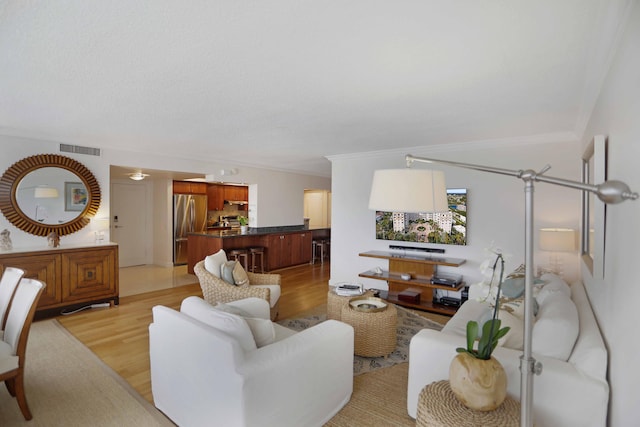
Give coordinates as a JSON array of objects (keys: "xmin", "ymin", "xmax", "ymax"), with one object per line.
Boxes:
[
  {"xmin": 0, "ymin": 319, "xmax": 174, "ymax": 427},
  {"xmin": 325, "ymin": 363, "xmax": 415, "ymax": 426},
  {"xmin": 278, "ymin": 305, "xmax": 444, "ymax": 376}
]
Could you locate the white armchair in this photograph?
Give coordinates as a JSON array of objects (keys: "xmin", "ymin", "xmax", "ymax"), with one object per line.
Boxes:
[{"xmin": 149, "ymin": 297, "xmax": 354, "ymax": 427}]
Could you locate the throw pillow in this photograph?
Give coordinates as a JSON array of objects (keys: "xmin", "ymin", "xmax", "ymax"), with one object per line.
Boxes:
[
  {"xmin": 501, "ymin": 264, "xmax": 546, "ymax": 298},
  {"xmin": 501, "ymin": 264, "xmax": 526, "ymax": 298},
  {"xmin": 232, "ymin": 262, "xmax": 250, "ymax": 286},
  {"xmin": 214, "ymin": 302, "xmax": 276, "ymax": 347},
  {"xmin": 180, "ymin": 296, "xmax": 256, "ymax": 352},
  {"xmin": 536, "ymin": 273, "xmax": 571, "ymax": 306},
  {"xmin": 221, "ymin": 260, "xmax": 238, "ymax": 285},
  {"xmin": 214, "ymin": 302, "xmax": 252, "ymax": 317},
  {"xmin": 532, "ymin": 293, "xmax": 579, "ymax": 361},
  {"xmin": 499, "ymin": 296, "xmax": 539, "ymax": 318},
  {"xmin": 243, "ymin": 317, "xmax": 276, "ymax": 347},
  {"xmin": 496, "ymin": 309, "xmax": 524, "ymax": 350},
  {"xmin": 204, "ymin": 249, "xmax": 227, "ymax": 278}
]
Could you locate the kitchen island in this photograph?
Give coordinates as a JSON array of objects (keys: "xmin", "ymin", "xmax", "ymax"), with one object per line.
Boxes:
[{"xmin": 187, "ymin": 227, "xmax": 330, "ymax": 273}]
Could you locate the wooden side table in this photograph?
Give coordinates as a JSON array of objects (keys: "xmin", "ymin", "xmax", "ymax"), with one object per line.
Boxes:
[{"xmin": 416, "ymin": 380, "xmax": 521, "ymax": 427}]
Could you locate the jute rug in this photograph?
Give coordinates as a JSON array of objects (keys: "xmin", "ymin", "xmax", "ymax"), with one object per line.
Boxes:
[
  {"xmin": 278, "ymin": 305, "xmax": 443, "ymax": 376},
  {"xmin": 0, "ymin": 319, "xmax": 173, "ymax": 427},
  {"xmin": 325, "ymin": 363, "xmax": 415, "ymax": 426}
]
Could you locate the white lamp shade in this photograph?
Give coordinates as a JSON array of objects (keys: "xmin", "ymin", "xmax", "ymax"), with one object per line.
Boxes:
[
  {"xmin": 539, "ymin": 228, "xmax": 577, "ymax": 252},
  {"xmin": 368, "ymin": 169, "xmax": 448, "ymax": 213},
  {"xmin": 34, "ymin": 186, "xmax": 59, "ymax": 198}
]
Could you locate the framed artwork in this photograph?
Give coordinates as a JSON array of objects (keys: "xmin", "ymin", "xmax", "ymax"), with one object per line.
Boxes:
[
  {"xmin": 65, "ymin": 182, "xmax": 88, "ymax": 212},
  {"xmin": 375, "ymin": 188, "xmax": 467, "ymax": 245},
  {"xmin": 581, "ymin": 135, "xmax": 606, "ymax": 279}
]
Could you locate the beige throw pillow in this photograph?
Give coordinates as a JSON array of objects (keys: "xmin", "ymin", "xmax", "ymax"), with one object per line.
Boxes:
[{"xmin": 232, "ymin": 262, "xmax": 250, "ymax": 286}]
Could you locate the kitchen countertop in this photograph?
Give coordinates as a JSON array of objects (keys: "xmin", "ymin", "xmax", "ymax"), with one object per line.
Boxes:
[{"xmin": 189, "ymin": 226, "xmax": 330, "ymax": 238}]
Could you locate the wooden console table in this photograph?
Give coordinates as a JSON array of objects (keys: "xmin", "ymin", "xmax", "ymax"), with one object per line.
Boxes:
[
  {"xmin": 358, "ymin": 250, "xmax": 465, "ymax": 315},
  {"xmin": 0, "ymin": 243, "xmax": 119, "ymax": 317}
]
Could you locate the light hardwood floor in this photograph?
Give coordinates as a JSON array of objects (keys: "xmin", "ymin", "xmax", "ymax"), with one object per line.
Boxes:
[{"xmin": 56, "ymin": 262, "xmax": 449, "ymax": 403}]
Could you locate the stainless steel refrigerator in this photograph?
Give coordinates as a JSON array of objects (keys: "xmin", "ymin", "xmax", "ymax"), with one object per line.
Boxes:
[{"xmin": 173, "ymin": 194, "xmax": 208, "ymax": 265}]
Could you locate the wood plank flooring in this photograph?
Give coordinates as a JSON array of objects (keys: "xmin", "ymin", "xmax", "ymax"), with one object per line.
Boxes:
[{"xmin": 56, "ymin": 262, "xmax": 449, "ymax": 404}]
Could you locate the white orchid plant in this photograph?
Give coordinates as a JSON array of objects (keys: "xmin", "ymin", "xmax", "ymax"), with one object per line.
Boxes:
[
  {"xmin": 456, "ymin": 243, "xmax": 511, "ymax": 360},
  {"xmin": 473, "ymin": 243, "xmax": 511, "ymax": 306}
]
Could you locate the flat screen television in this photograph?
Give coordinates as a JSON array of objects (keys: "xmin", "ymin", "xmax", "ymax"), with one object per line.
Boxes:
[{"xmin": 374, "ymin": 188, "xmax": 467, "ymax": 245}]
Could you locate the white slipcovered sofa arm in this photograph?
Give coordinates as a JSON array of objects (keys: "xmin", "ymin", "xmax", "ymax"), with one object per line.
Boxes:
[
  {"xmin": 407, "ymin": 328, "xmax": 609, "ymax": 427},
  {"xmin": 239, "ymin": 320, "xmax": 354, "ymax": 427}
]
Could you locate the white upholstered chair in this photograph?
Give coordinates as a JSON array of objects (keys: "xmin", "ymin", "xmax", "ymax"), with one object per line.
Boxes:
[
  {"xmin": 149, "ymin": 297, "xmax": 354, "ymax": 427},
  {"xmin": 0, "ymin": 278, "xmax": 46, "ymax": 420},
  {"xmin": 0, "ymin": 267, "xmax": 24, "ymax": 330}
]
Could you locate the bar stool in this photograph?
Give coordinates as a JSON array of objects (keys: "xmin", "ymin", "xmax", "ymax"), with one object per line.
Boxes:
[
  {"xmin": 228, "ymin": 248, "xmax": 249, "ymax": 270},
  {"xmin": 312, "ymin": 240, "xmax": 327, "ymax": 264},
  {"xmin": 248, "ymin": 246, "xmax": 265, "ymax": 273}
]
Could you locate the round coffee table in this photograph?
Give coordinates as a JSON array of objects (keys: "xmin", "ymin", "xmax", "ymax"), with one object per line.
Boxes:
[
  {"xmin": 340, "ymin": 299, "xmax": 397, "ymax": 357},
  {"xmin": 416, "ymin": 380, "xmax": 521, "ymax": 427},
  {"xmin": 327, "ymin": 286, "xmax": 373, "ymax": 321}
]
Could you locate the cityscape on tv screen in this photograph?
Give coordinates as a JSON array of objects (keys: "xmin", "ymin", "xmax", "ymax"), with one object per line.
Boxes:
[{"xmin": 375, "ymin": 188, "xmax": 467, "ymax": 245}]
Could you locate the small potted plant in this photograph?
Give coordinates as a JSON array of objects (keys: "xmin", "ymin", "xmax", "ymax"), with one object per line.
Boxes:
[
  {"xmin": 449, "ymin": 250, "xmax": 510, "ymax": 411},
  {"xmin": 238, "ymin": 216, "xmax": 248, "ymax": 233}
]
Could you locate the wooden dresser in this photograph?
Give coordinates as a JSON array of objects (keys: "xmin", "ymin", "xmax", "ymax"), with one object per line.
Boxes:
[{"xmin": 0, "ymin": 242, "xmax": 119, "ymax": 316}]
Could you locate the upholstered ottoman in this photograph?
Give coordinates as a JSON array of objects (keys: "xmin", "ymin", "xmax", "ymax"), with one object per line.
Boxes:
[{"xmin": 340, "ymin": 299, "xmax": 397, "ymax": 357}]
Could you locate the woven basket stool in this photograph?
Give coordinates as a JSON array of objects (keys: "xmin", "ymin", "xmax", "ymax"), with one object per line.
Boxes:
[
  {"xmin": 326, "ymin": 287, "xmax": 374, "ymax": 321},
  {"xmin": 340, "ymin": 301, "xmax": 397, "ymax": 357},
  {"xmin": 416, "ymin": 380, "xmax": 521, "ymax": 427}
]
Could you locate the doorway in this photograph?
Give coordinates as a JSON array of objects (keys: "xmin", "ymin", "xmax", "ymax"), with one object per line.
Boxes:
[{"xmin": 111, "ymin": 182, "xmax": 148, "ymax": 267}]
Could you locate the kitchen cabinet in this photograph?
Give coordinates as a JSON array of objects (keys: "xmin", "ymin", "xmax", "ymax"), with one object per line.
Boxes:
[
  {"xmin": 290, "ymin": 232, "xmax": 312, "ymax": 265},
  {"xmin": 0, "ymin": 243, "xmax": 119, "ymax": 316},
  {"xmin": 267, "ymin": 231, "xmax": 312, "ymax": 270},
  {"xmin": 223, "ymin": 185, "xmax": 248, "ymax": 200},
  {"xmin": 267, "ymin": 234, "xmax": 291, "ymax": 270},
  {"xmin": 221, "ymin": 185, "xmax": 248, "ymax": 211},
  {"xmin": 207, "ymin": 184, "xmax": 225, "ymax": 211},
  {"xmin": 173, "ymin": 181, "xmax": 207, "ymax": 195}
]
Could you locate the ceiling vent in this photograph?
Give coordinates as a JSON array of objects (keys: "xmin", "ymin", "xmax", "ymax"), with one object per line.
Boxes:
[{"xmin": 59, "ymin": 144, "xmax": 101, "ymax": 156}]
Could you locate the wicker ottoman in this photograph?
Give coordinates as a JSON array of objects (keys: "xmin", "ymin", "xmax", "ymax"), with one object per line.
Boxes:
[
  {"xmin": 340, "ymin": 300, "xmax": 397, "ymax": 357},
  {"xmin": 416, "ymin": 380, "xmax": 521, "ymax": 427},
  {"xmin": 327, "ymin": 287, "xmax": 373, "ymax": 321}
]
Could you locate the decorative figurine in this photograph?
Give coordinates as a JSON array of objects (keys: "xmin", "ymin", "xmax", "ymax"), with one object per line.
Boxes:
[
  {"xmin": 0, "ymin": 229, "xmax": 12, "ymax": 251},
  {"xmin": 47, "ymin": 231, "xmax": 60, "ymax": 248}
]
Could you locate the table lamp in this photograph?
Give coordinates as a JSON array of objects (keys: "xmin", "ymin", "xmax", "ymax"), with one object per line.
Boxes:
[{"xmin": 539, "ymin": 228, "xmax": 576, "ymax": 277}]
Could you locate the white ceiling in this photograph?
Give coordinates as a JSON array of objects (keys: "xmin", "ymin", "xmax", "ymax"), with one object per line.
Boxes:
[{"xmin": 0, "ymin": 0, "xmax": 626, "ymax": 177}]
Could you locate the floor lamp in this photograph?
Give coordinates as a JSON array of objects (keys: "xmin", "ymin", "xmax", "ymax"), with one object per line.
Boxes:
[{"xmin": 370, "ymin": 154, "xmax": 637, "ymax": 427}]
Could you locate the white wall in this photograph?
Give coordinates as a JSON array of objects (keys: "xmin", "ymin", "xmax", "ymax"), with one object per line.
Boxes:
[
  {"xmin": 329, "ymin": 139, "xmax": 582, "ymax": 292},
  {"xmin": 1, "ymin": 137, "xmax": 331, "ymax": 251},
  {"xmin": 581, "ymin": 3, "xmax": 640, "ymax": 425}
]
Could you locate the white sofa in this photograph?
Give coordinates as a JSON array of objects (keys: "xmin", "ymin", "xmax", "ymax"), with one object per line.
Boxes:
[
  {"xmin": 407, "ymin": 278, "xmax": 609, "ymax": 427},
  {"xmin": 149, "ymin": 297, "xmax": 354, "ymax": 427}
]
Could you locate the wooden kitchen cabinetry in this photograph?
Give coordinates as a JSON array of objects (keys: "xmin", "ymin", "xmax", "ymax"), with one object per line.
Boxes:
[
  {"xmin": 0, "ymin": 243, "xmax": 119, "ymax": 316},
  {"xmin": 266, "ymin": 231, "xmax": 312, "ymax": 270},
  {"xmin": 173, "ymin": 181, "xmax": 208, "ymax": 194},
  {"xmin": 267, "ymin": 234, "xmax": 291, "ymax": 270},
  {"xmin": 223, "ymin": 185, "xmax": 248, "ymax": 202},
  {"xmin": 359, "ymin": 250, "xmax": 465, "ymax": 316},
  {"xmin": 291, "ymin": 232, "xmax": 312, "ymax": 266},
  {"xmin": 207, "ymin": 184, "xmax": 225, "ymax": 211}
]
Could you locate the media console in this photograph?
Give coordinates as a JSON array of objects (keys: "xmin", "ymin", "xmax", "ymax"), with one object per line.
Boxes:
[{"xmin": 358, "ymin": 250, "xmax": 466, "ymax": 316}]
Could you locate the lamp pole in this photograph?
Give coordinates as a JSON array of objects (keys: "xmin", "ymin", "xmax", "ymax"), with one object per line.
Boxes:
[{"xmin": 405, "ymin": 154, "xmax": 637, "ymax": 427}]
